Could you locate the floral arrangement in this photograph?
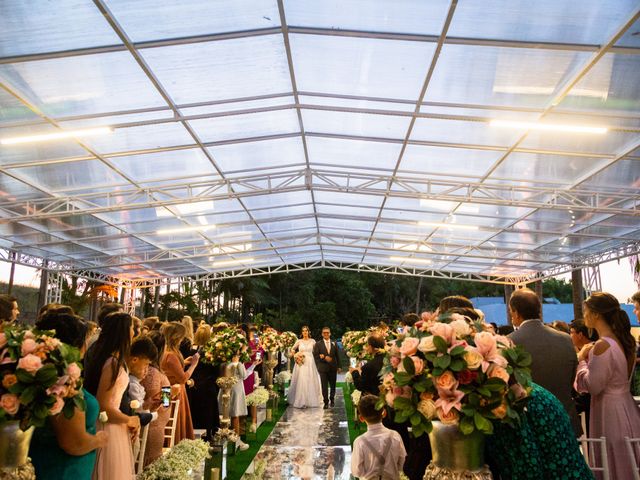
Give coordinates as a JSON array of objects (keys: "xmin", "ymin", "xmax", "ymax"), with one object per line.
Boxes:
[
  {"xmin": 0, "ymin": 325, "xmax": 85, "ymax": 430},
  {"xmin": 202, "ymin": 327, "xmax": 250, "ymax": 364},
  {"xmin": 351, "ymin": 389, "xmax": 362, "ymax": 406},
  {"xmin": 275, "ymin": 370, "xmax": 291, "ymax": 385},
  {"xmin": 344, "ymin": 371, "xmax": 353, "ymax": 384},
  {"xmin": 379, "ymin": 312, "xmax": 532, "ymax": 436},
  {"xmin": 138, "ymin": 438, "xmax": 210, "ymax": 480},
  {"xmin": 342, "ymin": 330, "xmax": 370, "ymax": 360},
  {"xmin": 280, "ymin": 331, "xmax": 298, "ymax": 353},
  {"xmin": 294, "ymin": 352, "xmax": 305, "ymax": 366},
  {"xmin": 246, "ymin": 386, "xmax": 270, "ymax": 406},
  {"xmin": 243, "ymin": 459, "xmax": 267, "ymax": 480},
  {"xmin": 260, "ymin": 327, "xmax": 281, "ymax": 353}
]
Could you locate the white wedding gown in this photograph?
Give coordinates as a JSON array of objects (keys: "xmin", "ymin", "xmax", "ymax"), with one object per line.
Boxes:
[{"xmin": 288, "ymin": 338, "xmax": 323, "ymax": 408}]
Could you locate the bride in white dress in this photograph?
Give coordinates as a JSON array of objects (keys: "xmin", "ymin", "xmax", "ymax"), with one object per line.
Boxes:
[{"xmin": 288, "ymin": 326, "xmax": 323, "ymax": 408}]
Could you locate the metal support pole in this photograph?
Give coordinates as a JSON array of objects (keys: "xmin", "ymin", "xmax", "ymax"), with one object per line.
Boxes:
[
  {"xmin": 572, "ymin": 268, "xmax": 584, "ymax": 320},
  {"xmin": 7, "ymin": 251, "xmax": 16, "ymax": 295}
]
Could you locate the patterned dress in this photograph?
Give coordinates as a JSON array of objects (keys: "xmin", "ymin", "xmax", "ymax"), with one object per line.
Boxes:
[{"xmin": 485, "ymin": 383, "xmax": 594, "ymax": 479}]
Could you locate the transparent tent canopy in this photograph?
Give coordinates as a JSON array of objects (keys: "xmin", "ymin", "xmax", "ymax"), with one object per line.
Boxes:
[{"xmin": 0, "ymin": 0, "xmax": 639, "ymax": 286}]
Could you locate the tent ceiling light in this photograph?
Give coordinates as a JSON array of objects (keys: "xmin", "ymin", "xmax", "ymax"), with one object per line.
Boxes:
[
  {"xmin": 418, "ymin": 222, "xmax": 478, "ymax": 231},
  {"xmin": 489, "ymin": 119, "xmax": 607, "ymax": 134},
  {"xmin": 1, "ymin": 126, "xmax": 113, "ymax": 145},
  {"xmin": 156, "ymin": 225, "xmax": 216, "ymax": 235}
]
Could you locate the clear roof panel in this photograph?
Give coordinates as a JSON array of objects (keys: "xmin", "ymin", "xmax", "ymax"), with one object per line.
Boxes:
[
  {"xmin": 0, "ymin": 0, "xmax": 121, "ymax": 57},
  {"xmin": 425, "ymin": 44, "xmax": 590, "ymax": 108},
  {"xmin": 448, "ymin": 0, "xmax": 640, "ymax": 45},
  {"xmin": 285, "ymin": 0, "xmax": 450, "ymax": 35},
  {"xmin": 0, "ymin": 1, "xmax": 638, "ymax": 282},
  {"xmin": 0, "ymin": 52, "xmax": 167, "ymax": 117},
  {"xmin": 106, "ymin": 0, "xmax": 280, "ymax": 42},
  {"xmin": 291, "ymin": 34, "xmax": 436, "ymax": 99},
  {"xmin": 140, "ymin": 35, "xmax": 292, "ymax": 105}
]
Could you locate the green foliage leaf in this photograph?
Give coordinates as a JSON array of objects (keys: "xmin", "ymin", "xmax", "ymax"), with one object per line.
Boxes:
[
  {"xmin": 403, "ymin": 356, "xmax": 415, "ymax": 376},
  {"xmin": 35, "ymin": 364, "xmax": 58, "ymax": 387},
  {"xmin": 434, "ymin": 354, "xmax": 451, "ymax": 369},
  {"xmin": 433, "ymin": 336, "xmax": 448, "ymax": 353},
  {"xmin": 375, "ymin": 397, "xmax": 386, "ymax": 411},
  {"xmin": 410, "ymin": 412, "xmax": 422, "ymax": 426},
  {"xmin": 19, "ymin": 385, "xmax": 38, "ymax": 405},
  {"xmin": 474, "ymin": 412, "xmax": 494, "ymax": 434},
  {"xmin": 15, "ymin": 369, "xmax": 34, "ymax": 384},
  {"xmin": 449, "ymin": 345, "xmax": 466, "ymax": 357},
  {"xmin": 393, "ymin": 396, "xmax": 414, "ymax": 411},
  {"xmin": 394, "ymin": 372, "xmax": 413, "ymax": 386},
  {"xmin": 460, "ymin": 415, "xmax": 475, "ymax": 435},
  {"xmin": 450, "ymin": 359, "xmax": 465, "ymax": 372}
]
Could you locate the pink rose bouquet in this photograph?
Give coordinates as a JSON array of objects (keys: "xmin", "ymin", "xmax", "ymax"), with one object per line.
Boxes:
[
  {"xmin": 0, "ymin": 325, "xmax": 85, "ymax": 430},
  {"xmin": 378, "ymin": 311, "xmax": 532, "ymax": 436}
]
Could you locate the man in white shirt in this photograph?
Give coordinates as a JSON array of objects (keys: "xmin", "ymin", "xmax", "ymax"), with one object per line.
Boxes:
[{"xmin": 351, "ymin": 394, "xmax": 406, "ymax": 480}]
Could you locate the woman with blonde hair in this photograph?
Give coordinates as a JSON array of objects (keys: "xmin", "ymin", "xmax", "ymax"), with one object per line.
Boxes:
[{"xmin": 161, "ymin": 322, "xmax": 199, "ymax": 443}]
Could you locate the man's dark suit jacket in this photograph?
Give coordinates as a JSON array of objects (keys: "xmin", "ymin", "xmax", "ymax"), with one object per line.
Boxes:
[
  {"xmin": 509, "ymin": 319, "xmax": 579, "ymax": 434},
  {"xmin": 351, "ymin": 353, "xmax": 384, "ymax": 396},
  {"xmin": 313, "ymin": 339, "xmax": 340, "ymax": 372}
]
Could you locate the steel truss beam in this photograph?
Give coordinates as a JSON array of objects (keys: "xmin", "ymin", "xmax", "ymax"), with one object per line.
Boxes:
[
  {"xmin": 2, "ymin": 168, "xmax": 638, "ymax": 223},
  {"xmin": 45, "ymin": 231, "xmax": 574, "ymax": 273},
  {"xmin": 3, "ymin": 23, "xmax": 640, "ymax": 66}
]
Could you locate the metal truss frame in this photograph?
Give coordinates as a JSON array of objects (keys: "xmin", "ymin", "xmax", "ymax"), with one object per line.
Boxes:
[
  {"xmin": 45, "ymin": 271, "xmax": 63, "ymax": 305},
  {"xmin": 1, "ymin": 167, "xmax": 638, "ymax": 223},
  {"xmin": 582, "ymin": 265, "xmax": 602, "ymax": 295}
]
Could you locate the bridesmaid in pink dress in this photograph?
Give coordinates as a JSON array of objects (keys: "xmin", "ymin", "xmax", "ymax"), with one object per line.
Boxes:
[
  {"xmin": 84, "ymin": 312, "xmax": 138, "ymax": 480},
  {"xmin": 575, "ymin": 292, "xmax": 640, "ymax": 479}
]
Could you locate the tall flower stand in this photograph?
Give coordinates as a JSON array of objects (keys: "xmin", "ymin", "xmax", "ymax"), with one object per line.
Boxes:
[
  {"xmin": 263, "ymin": 352, "xmax": 279, "ymax": 423},
  {"xmin": 0, "ymin": 422, "xmax": 35, "ymax": 480},
  {"xmin": 212, "ymin": 370, "xmax": 237, "ymax": 471},
  {"xmin": 423, "ymin": 421, "xmax": 492, "ymax": 480}
]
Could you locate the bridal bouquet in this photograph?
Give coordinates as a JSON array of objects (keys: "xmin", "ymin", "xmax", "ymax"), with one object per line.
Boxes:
[
  {"xmin": 280, "ymin": 331, "xmax": 298, "ymax": 354},
  {"xmin": 0, "ymin": 325, "xmax": 85, "ymax": 430},
  {"xmin": 260, "ymin": 327, "xmax": 281, "ymax": 353},
  {"xmin": 294, "ymin": 352, "xmax": 305, "ymax": 366},
  {"xmin": 202, "ymin": 327, "xmax": 250, "ymax": 364},
  {"xmin": 379, "ymin": 312, "xmax": 532, "ymax": 436}
]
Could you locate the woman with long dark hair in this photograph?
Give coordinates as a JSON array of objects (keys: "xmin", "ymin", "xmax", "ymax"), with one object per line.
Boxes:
[
  {"xmin": 84, "ymin": 312, "xmax": 138, "ymax": 479},
  {"xmin": 161, "ymin": 322, "xmax": 199, "ymax": 443},
  {"xmin": 575, "ymin": 292, "xmax": 640, "ymax": 479}
]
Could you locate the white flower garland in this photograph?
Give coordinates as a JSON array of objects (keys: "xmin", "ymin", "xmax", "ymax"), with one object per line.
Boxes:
[
  {"xmin": 137, "ymin": 439, "xmax": 210, "ymax": 480},
  {"xmin": 275, "ymin": 370, "xmax": 291, "ymax": 385},
  {"xmin": 245, "ymin": 386, "xmax": 270, "ymax": 406},
  {"xmin": 351, "ymin": 389, "xmax": 362, "ymax": 406}
]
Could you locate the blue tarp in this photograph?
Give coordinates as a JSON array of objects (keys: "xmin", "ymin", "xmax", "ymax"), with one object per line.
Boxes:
[{"xmin": 475, "ymin": 302, "xmax": 637, "ymax": 326}]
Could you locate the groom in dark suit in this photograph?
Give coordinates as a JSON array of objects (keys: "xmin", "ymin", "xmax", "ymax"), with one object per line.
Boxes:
[{"xmin": 313, "ymin": 326, "xmax": 341, "ymax": 408}]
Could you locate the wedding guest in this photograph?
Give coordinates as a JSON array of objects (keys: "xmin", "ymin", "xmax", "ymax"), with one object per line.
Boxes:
[
  {"xmin": 131, "ymin": 316, "xmax": 143, "ymax": 338},
  {"xmin": 508, "ymin": 288, "xmax": 580, "ymax": 435},
  {"xmin": 96, "ymin": 303, "xmax": 123, "ymax": 327},
  {"xmin": 486, "ymin": 383, "xmax": 593, "ymax": 479},
  {"xmin": 550, "ymin": 320, "xmax": 571, "ymax": 334},
  {"xmin": 575, "ymin": 292, "xmax": 640, "ymax": 479},
  {"xmin": 121, "ymin": 337, "xmax": 156, "ymax": 428},
  {"xmin": 351, "ymin": 394, "xmax": 406, "ymax": 480},
  {"xmin": 84, "ymin": 312, "xmax": 138, "ymax": 479},
  {"xmin": 438, "ymin": 295, "xmax": 473, "ymax": 313},
  {"xmin": 243, "ymin": 325, "xmax": 263, "ymax": 430},
  {"xmin": 161, "ymin": 322, "xmax": 199, "ymax": 443},
  {"xmin": 37, "ymin": 303, "xmax": 74, "ymax": 321},
  {"xmin": 178, "ymin": 316, "xmax": 195, "ymax": 357},
  {"xmin": 220, "ymin": 355, "xmax": 261, "ymax": 451},
  {"xmin": 0, "ymin": 294, "xmax": 19, "ymax": 328},
  {"xmin": 140, "ymin": 331, "xmax": 175, "ymax": 467},
  {"xmin": 349, "ymin": 334, "xmax": 385, "ymax": 396},
  {"xmin": 30, "ymin": 311, "xmax": 108, "ymax": 480},
  {"xmin": 143, "ymin": 316, "xmax": 160, "ymax": 332},
  {"xmin": 188, "ymin": 324, "xmax": 222, "ymax": 441},
  {"xmin": 569, "ymin": 319, "xmax": 597, "ymax": 353}
]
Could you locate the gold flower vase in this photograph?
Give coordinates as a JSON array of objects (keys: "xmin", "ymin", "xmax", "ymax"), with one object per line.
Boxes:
[
  {"xmin": 423, "ymin": 421, "xmax": 492, "ymax": 480},
  {"xmin": 0, "ymin": 421, "xmax": 36, "ymax": 480}
]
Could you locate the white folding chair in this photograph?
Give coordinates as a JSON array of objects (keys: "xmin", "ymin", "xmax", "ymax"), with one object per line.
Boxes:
[
  {"xmin": 579, "ymin": 436, "xmax": 610, "ymax": 480},
  {"xmin": 134, "ymin": 423, "xmax": 150, "ymax": 474},
  {"xmin": 163, "ymin": 399, "xmax": 180, "ymax": 452},
  {"xmin": 625, "ymin": 437, "xmax": 640, "ymax": 480}
]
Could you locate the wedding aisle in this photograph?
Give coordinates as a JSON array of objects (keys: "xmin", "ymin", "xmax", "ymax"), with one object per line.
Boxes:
[{"xmin": 241, "ymin": 389, "xmax": 352, "ymax": 479}]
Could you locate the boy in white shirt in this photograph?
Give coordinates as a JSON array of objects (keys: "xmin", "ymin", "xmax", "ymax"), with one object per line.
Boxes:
[{"xmin": 351, "ymin": 394, "xmax": 406, "ymax": 480}]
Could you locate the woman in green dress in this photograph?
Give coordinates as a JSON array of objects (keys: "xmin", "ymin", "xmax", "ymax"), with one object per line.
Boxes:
[
  {"xmin": 30, "ymin": 310, "xmax": 108, "ymax": 480},
  {"xmin": 486, "ymin": 383, "xmax": 593, "ymax": 480}
]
